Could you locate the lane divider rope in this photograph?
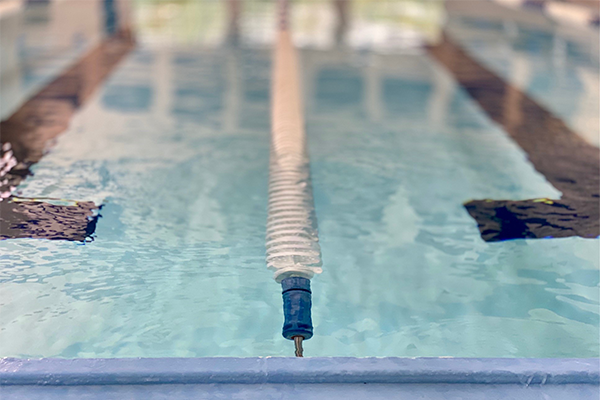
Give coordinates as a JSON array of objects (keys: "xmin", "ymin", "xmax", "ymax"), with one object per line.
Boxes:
[
  {"xmin": 267, "ymin": 0, "xmax": 321, "ymax": 356},
  {"xmin": 266, "ymin": 1, "xmax": 322, "ymax": 284}
]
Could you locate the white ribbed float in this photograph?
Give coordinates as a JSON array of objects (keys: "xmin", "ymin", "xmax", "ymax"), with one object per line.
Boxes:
[
  {"xmin": 266, "ymin": 3, "xmax": 322, "ymax": 284},
  {"xmin": 266, "ymin": 0, "xmax": 321, "ymax": 356}
]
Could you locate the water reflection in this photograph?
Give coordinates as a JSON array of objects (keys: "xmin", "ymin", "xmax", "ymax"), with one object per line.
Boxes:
[
  {"xmin": 430, "ymin": 35, "xmax": 599, "ymax": 241},
  {"xmin": 0, "ymin": 0, "xmax": 131, "ymax": 119},
  {"xmin": 132, "ymin": 0, "xmax": 444, "ymax": 50},
  {"xmin": 446, "ymin": 0, "xmax": 599, "ymax": 145},
  {"xmin": 0, "ymin": 0, "xmax": 133, "ymax": 240}
]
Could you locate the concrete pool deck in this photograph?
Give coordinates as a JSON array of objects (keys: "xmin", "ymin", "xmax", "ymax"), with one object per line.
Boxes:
[{"xmin": 1, "ymin": 357, "xmax": 598, "ymax": 399}]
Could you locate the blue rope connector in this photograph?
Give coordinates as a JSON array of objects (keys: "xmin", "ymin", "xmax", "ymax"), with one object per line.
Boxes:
[{"xmin": 281, "ymin": 277, "xmax": 313, "ymax": 340}]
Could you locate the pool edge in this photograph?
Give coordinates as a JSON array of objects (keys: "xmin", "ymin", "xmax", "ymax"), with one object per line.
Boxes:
[{"xmin": 0, "ymin": 357, "xmax": 598, "ymax": 386}]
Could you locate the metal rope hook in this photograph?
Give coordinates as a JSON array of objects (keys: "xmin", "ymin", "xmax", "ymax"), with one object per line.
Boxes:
[{"xmin": 294, "ymin": 336, "xmax": 304, "ymax": 357}]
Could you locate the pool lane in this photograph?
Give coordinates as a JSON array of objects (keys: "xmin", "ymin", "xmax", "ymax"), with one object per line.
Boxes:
[
  {"xmin": 303, "ymin": 45, "xmax": 598, "ymax": 357},
  {"xmin": 0, "ymin": 43, "xmax": 285, "ymax": 358}
]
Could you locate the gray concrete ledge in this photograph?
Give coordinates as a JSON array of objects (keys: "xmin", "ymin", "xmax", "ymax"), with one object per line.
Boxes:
[{"xmin": 1, "ymin": 357, "xmax": 598, "ymax": 386}]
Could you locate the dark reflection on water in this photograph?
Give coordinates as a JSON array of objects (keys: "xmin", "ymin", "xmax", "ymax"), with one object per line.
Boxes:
[
  {"xmin": 0, "ymin": 15, "xmax": 134, "ymax": 240},
  {"xmin": 466, "ymin": 199, "xmax": 599, "ymax": 241},
  {"xmin": 0, "ymin": 199, "xmax": 99, "ymax": 242},
  {"xmin": 429, "ymin": 35, "xmax": 599, "ymax": 242}
]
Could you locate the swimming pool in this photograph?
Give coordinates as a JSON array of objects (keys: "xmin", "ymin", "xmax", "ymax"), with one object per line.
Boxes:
[{"xmin": 0, "ymin": 0, "xmax": 598, "ymax": 364}]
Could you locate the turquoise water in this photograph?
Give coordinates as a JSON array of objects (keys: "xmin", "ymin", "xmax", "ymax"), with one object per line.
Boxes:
[
  {"xmin": 0, "ymin": 3, "xmax": 598, "ymax": 358},
  {"xmin": 0, "ymin": 0, "xmax": 104, "ymax": 119},
  {"xmin": 306, "ymin": 53, "xmax": 598, "ymax": 357},
  {"xmin": 447, "ymin": 14, "xmax": 599, "ymax": 146}
]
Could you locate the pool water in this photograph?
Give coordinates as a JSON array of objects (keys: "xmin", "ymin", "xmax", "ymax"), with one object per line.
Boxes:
[
  {"xmin": 0, "ymin": 0, "xmax": 105, "ymax": 120},
  {"xmin": 446, "ymin": 8, "xmax": 600, "ymax": 146},
  {"xmin": 0, "ymin": 0, "xmax": 598, "ymax": 358}
]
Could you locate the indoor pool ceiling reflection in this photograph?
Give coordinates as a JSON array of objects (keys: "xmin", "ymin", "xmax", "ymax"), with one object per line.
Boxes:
[{"xmin": 0, "ymin": 0, "xmax": 598, "ymax": 359}]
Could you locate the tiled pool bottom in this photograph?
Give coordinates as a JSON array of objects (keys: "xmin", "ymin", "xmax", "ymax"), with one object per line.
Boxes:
[{"xmin": 0, "ymin": 357, "xmax": 598, "ymax": 399}]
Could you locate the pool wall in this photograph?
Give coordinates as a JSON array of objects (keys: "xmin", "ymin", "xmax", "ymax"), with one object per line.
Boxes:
[{"xmin": 1, "ymin": 357, "xmax": 598, "ymax": 399}]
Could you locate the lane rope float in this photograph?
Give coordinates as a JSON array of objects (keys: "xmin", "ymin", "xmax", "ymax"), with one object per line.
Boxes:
[{"xmin": 266, "ymin": 0, "xmax": 322, "ymax": 357}]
